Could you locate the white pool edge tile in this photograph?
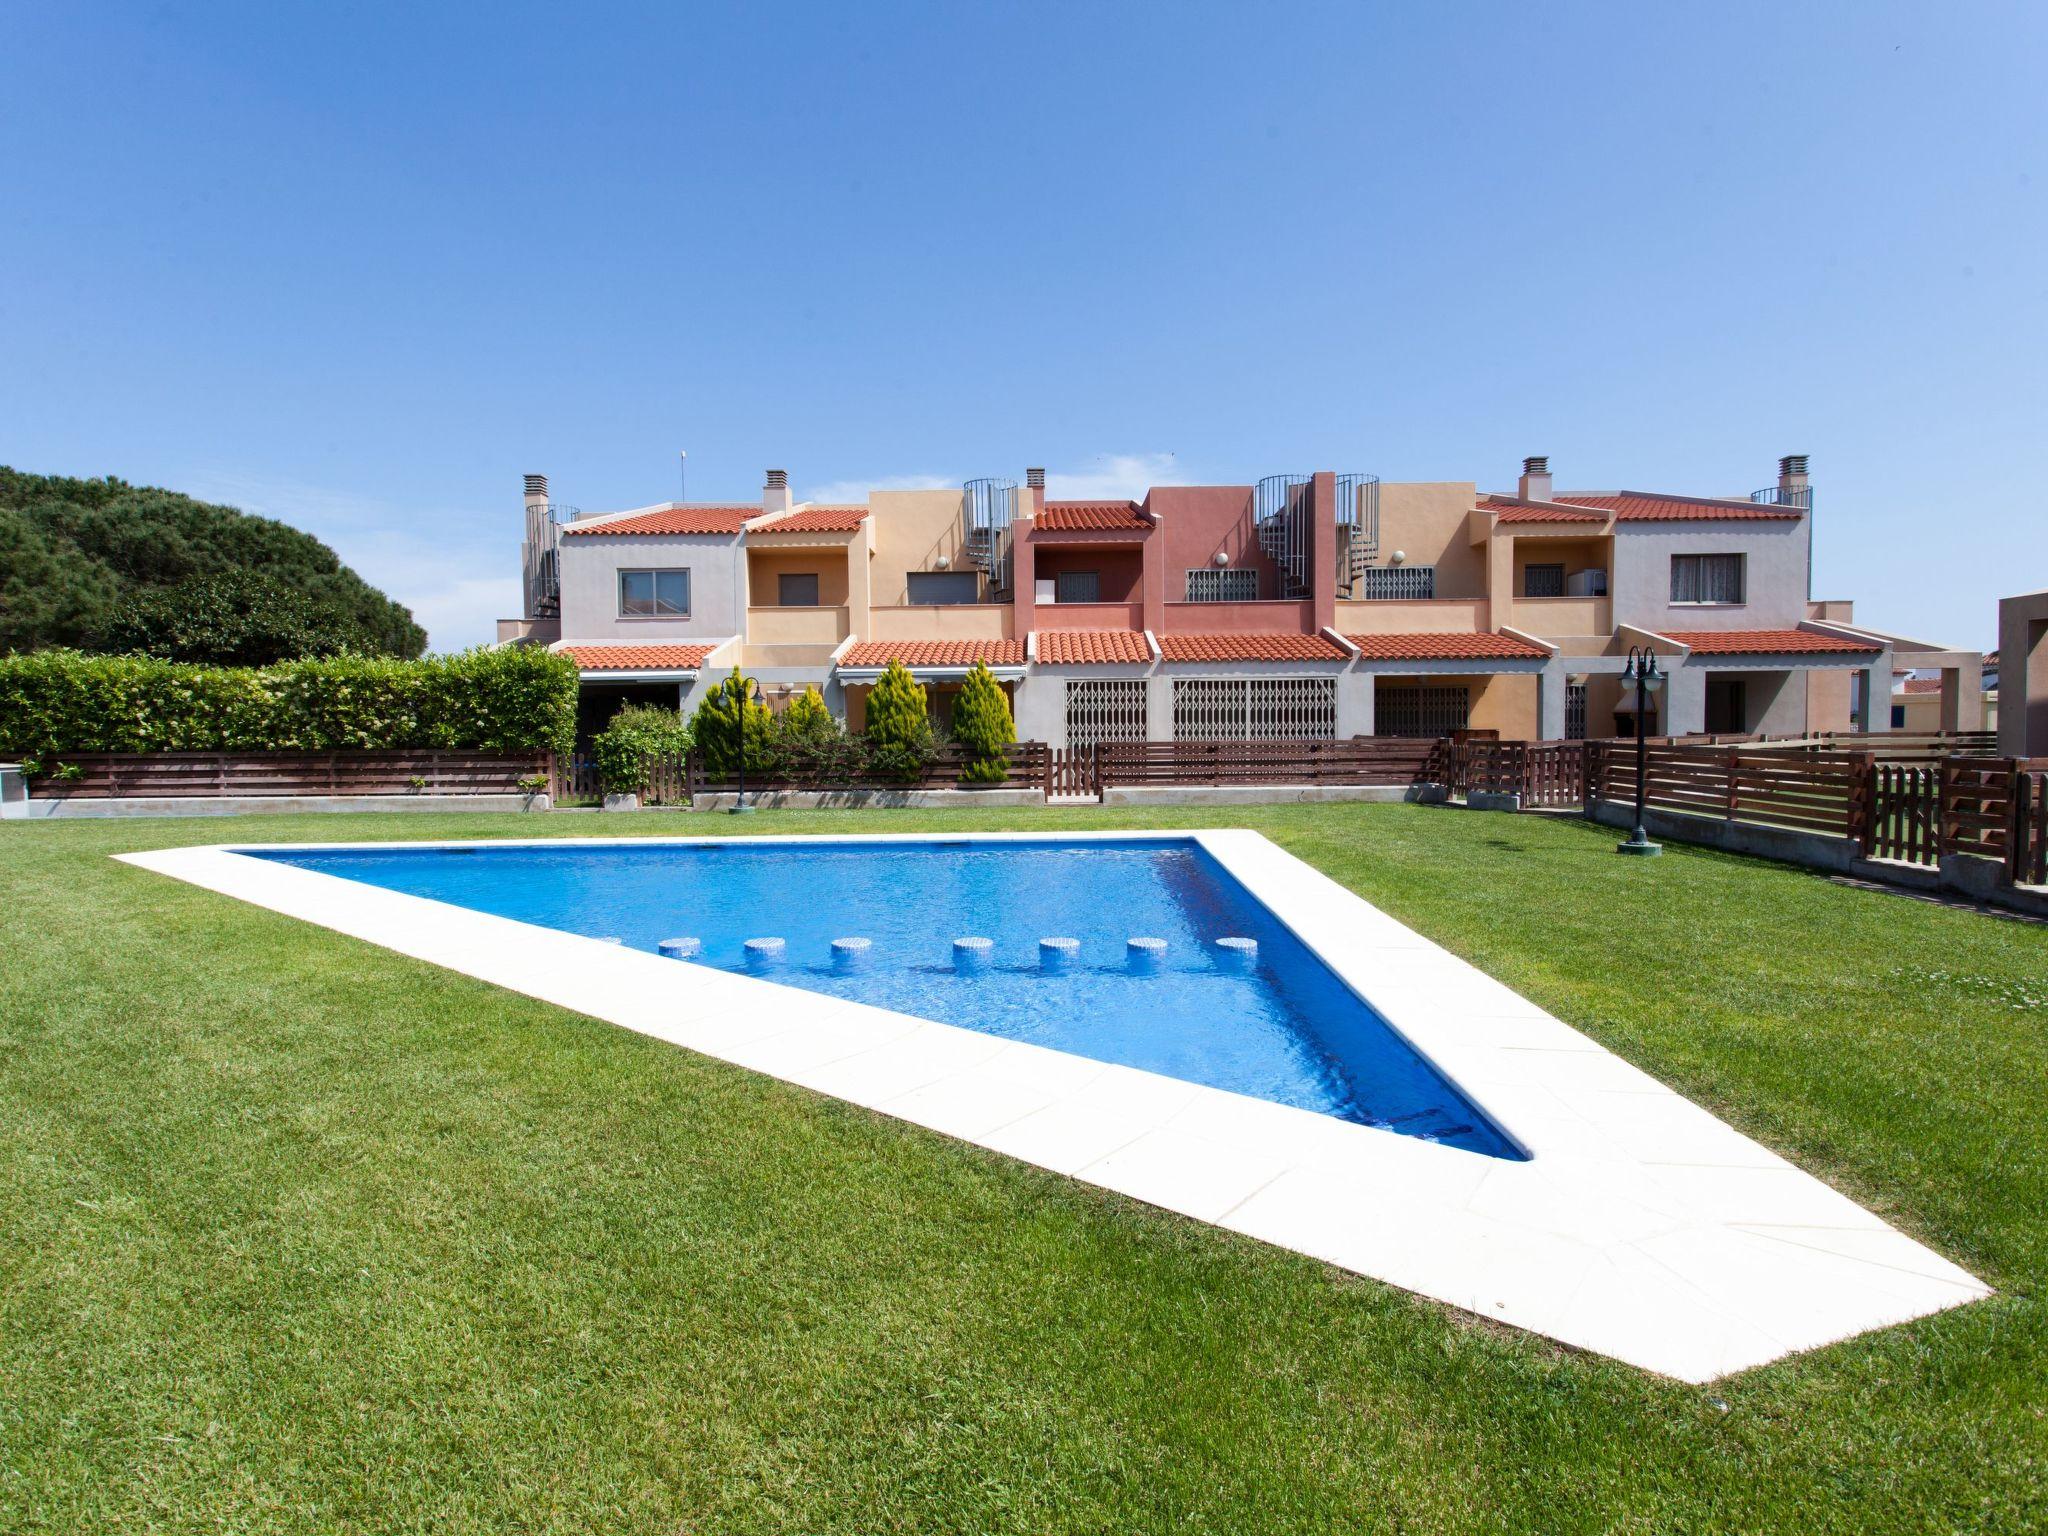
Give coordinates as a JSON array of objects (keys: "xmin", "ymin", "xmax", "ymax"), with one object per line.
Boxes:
[{"xmin": 115, "ymin": 829, "xmax": 1991, "ymax": 1381}]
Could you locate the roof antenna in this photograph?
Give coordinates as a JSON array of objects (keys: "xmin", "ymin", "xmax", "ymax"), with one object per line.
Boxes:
[{"xmin": 679, "ymin": 449, "xmax": 687, "ymax": 505}]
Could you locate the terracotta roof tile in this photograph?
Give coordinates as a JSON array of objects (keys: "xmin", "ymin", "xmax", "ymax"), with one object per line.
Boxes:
[
  {"xmin": 1897, "ymin": 677, "xmax": 1946, "ymax": 695},
  {"xmin": 559, "ymin": 506, "xmax": 752, "ymax": 536},
  {"xmin": 1343, "ymin": 630, "xmax": 1550, "ymax": 660},
  {"xmin": 1035, "ymin": 629, "xmax": 1152, "ymax": 664},
  {"xmin": 839, "ymin": 639, "xmax": 1025, "ymax": 668},
  {"xmin": 1156, "ymin": 632, "xmax": 1348, "ymax": 663},
  {"xmin": 758, "ymin": 505, "xmax": 868, "ymax": 532},
  {"xmin": 558, "ymin": 643, "xmax": 719, "ymax": 670},
  {"xmin": 1482, "ymin": 495, "xmax": 1606, "ymax": 524},
  {"xmin": 1554, "ymin": 492, "xmax": 1801, "ymax": 522},
  {"xmin": 1662, "ymin": 628, "xmax": 1883, "ymax": 655},
  {"xmin": 1036, "ymin": 500, "xmax": 1150, "ymax": 531}
]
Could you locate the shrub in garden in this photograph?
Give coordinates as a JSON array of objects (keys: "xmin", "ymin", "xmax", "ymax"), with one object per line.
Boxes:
[
  {"xmin": 688, "ymin": 669, "xmax": 773, "ymax": 778},
  {"xmin": 951, "ymin": 661, "xmax": 1015, "ymax": 784},
  {"xmin": 591, "ymin": 703, "xmax": 693, "ymax": 796},
  {"xmin": 769, "ymin": 685, "xmax": 860, "ymax": 782},
  {"xmin": 862, "ymin": 659, "xmax": 937, "ymax": 784},
  {"xmin": 0, "ymin": 645, "xmax": 578, "ymax": 765}
]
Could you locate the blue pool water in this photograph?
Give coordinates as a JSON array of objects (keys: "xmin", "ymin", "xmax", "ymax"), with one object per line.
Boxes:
[{"xmin": 250, "ymin": 837, "xmax": 1519, "ymax": 1159}]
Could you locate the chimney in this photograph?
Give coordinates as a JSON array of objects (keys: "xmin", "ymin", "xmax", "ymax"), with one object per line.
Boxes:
[
  {"xmin": 1517, "ymin": 455, "xmax": 1552, "ymax": 502},
  {"xmin": 1025, "ymin": 466, "xmax": 1045, "ymax": 516},
  {"xmin": 523, "ymin": 473, "xmax": 549, "ymax": 512},
  {"xmin": 1778, "ymin": 454, "xmax": 1810, "ymax": 507},
  {"xmin": 762, "ymin": 467, "xmax": 793, "ymax": 517}
]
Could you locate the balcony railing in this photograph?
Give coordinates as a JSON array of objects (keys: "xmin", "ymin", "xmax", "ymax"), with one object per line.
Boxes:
[{"xmin": 1750, "ymin": 485, "xmax": 1813, "ymax": 509}]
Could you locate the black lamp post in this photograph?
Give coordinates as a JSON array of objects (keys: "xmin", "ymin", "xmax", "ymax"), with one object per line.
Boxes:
[
  {"xmin": 729, "ymin": 676, "xmax": 763, "ymax": 815},
  {"xmin": 1616, "ymin": 645, "xmax": 1663, "ymax": 856}
]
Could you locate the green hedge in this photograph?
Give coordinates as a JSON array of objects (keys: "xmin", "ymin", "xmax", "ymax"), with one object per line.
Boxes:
[{"xmin": 0, "ymin": 647, "xmax": 579, "ymax": 762}]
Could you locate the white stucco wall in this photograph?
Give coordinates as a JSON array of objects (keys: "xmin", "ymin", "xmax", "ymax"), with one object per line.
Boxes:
[
  {"xmin": 1608, "ymin": 518, "xmax": 1810, "ymax": 635},
  {"xmin": 556, "ymin": 532, "xmax": 746, "ymax": 640}
]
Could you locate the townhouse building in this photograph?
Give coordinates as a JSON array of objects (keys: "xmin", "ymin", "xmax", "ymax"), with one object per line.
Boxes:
[{"xmin": 503, "ymin": 457, "xmax": 1979, "ymax": 747}]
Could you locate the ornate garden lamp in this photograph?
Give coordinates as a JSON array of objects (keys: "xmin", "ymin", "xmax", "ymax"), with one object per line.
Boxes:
[{"xmin": 1616, "ymin": 646, "xmax": 1663, "ymax": 857}]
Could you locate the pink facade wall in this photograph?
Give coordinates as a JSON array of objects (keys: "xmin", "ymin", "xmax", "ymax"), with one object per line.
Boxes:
[
  {"xmin": 1147, "ymin": 486, "xmax": 1282, "ymax": 605},
  {"xmin": 1035, "ymin": 546, "xmax": 1144, "ymax": 602}
]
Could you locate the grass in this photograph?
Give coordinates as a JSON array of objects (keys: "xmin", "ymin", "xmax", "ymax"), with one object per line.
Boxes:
[{"xmin": 1, "ymin": 803, "xmax": 2043, "ymax": 1534}]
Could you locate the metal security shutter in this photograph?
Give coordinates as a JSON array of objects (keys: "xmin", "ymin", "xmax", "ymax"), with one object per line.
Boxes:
[
  {"xmin": 1054, "ymin": 571, "xmax": 1100, "ymax": 603},
  {"xmin": 1184, "ymin": 567, "xmax": 1259, "ymax": 602},
  {"xmin": 1566, "ymin": 682, "xmax": 1587, "ymax": 741},
  {"xmin": 1353, "ymin": 565, "xmax": 1435, "ymax": 600},
  {"xmin": 1065, "ymin": 678, "xmax": 1148, "ymax": 747},
  {"xmin": 1171, "ymin": 677, "xmax": 1336, "ymax": 740},
  {"xmin": 1373, "ymin": 683, "xmax": 1470, "ymax": 738}
]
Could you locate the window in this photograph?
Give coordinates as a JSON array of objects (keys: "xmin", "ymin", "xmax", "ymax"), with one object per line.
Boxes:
[
  {"xmin": 619, "ymin": 569, "xmax": 689, "ymax": 618},
  {"xmin": 1522, "ymin": 563, "xmax": 1565, "ymax": 598},
  {"xmin": 1066, "ymin": 679, "xmax": 1148, "ymax": 746},
  {"xmin": 1184, "ymin": 567, "xmax": 1259, "ymax": 602},
  {"xmin": 1670, "ymin": 553, "xmax": 1745, "ymax": 604},
  {"xmin": 1171, "ymin": 677, "xmax": 1336, "ymax": 740},
  {"xmin": 1053, "ymin": 571, "xmax": 1100, "ymax": 603},
  {"xmin": 1373, "ymin": 683, "xmax": 1470, "ymax": 738},
  {"xmin": 1352, "ymin": 565, "xmax": 1435, "ymax": 600},
  {"xmin": 777, "ymin": 572, "xmax": 820, "ymax": 607},
  {"xmin": 906, "ymin": 571, "xmax": 980, "ymax": 604}
]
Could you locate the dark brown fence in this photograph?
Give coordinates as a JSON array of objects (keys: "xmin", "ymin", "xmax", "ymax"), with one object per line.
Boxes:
[
  {"xmin": 1049, "ymin": 745, "xmax": 1101, "ymax": 798},
  {"xmin": 1941, "ymin": 757, "xmax": 2017, "ymax": 861},
  {"xmin": 1585, "ymin": 741, "xmax": 1870, "ymax": 837},
  {"xmin": 689, "ymin": 741, "xmax": 1049, "ymax": 793},
  {"xmin": 1096, "ymin": 737, "xmax": 1440, "ymax": 788},
  {"xmin": 1440, "ymin": 740, "xmax": 1585, "ymax": 807},
  {"xmin": 31, "ymin": 751, "xmax": 549, "ymax": 799},
  {"xmin": 1867, "ymin": 762, "xmax": 1939, "ymax": 865},
  {"xmin": 1779, "ymin": 730, "xmax": 2000, "ymax": 762},
  {"xmin": 2013, "ymin": 766, "xmax": 2048, "ymax": 888}
]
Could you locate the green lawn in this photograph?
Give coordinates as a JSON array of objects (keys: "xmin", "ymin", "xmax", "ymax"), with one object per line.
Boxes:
[{"xmin": 2, "ymin": 804, "xmax": 2043, "ymax": 1534}]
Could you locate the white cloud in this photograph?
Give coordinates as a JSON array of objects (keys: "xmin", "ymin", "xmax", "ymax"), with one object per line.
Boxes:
[
  {"xmin": 797, "ymin": 472, "xmax": 954, "ymax": 504},
  {"xmin": 1043, "ymin": 453, "xmax": 1191, "ymax": 501}
]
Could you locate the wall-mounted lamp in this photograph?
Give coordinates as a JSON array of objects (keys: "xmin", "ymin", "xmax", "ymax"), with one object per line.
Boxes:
[
  {"xmin": 933, "ymin": 554, "xmax": 951, "ymax": 570},
  {"xmin": 1389, "ymin": 550, "xmax": 1407, "ymax": 566},
  {"xmin": 1213, "ymin": 551, "xmax": 1230, "ymax": 567}
]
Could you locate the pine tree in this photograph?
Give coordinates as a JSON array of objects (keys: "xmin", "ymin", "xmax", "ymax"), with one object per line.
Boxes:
[
  {"xmin": 951, "ymin": 661, "xmax": 1015, "ymax": 783},
  {"xmin": 781, "ymin": 684, "xmax": 833, "ymax": 736},
  {"xmin": 689, "ymin": 668, "xmax": 772, "ymax": 776},
  {"xmin": 862, "ymin": 659, "xmax": 933, "ymax": 783}
]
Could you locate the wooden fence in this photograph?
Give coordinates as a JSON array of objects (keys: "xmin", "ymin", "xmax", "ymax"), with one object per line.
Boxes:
[
  {"xmin": 30, "ymin": 750, "xmax": 549, "ymax": 799},
  {"xmin": 2014, "ymin": 766, "xmax": 2048, "ymax": 888},
  {"xmin": 1093, "ymin": 738, "xmax": 1440, "ymax": 789},
  {"xmin": 1049, "ymin": 745, "xmax": 1100, "ymax": 798},
  {"xmin": 1440, "ymin": 740, "xmax": 1584, "ymax": 808},
  {"xmin": 1584, "ymin": 740, "xmax": 1870, "ymax": 837}
]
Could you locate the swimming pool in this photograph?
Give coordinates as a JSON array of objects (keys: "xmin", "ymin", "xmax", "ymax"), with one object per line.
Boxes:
[{"xmin": 251, "ymin": 836, "xmax": 1520, "ymax": 1159}]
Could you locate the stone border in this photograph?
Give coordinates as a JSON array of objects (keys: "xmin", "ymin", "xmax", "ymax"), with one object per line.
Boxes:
[
  {"xmin": 22, "ymin": 793, "xmax": 547, "ymax": 820},
  {"xmin": 117, "ymin": 830, "xmax": 1989, "ymax": 1381}
]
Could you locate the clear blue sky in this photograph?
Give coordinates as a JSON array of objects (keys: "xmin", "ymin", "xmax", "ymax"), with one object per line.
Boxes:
[{"xmin": 4, "ymin": 1, "xmax": 2043, "ymax": 651}]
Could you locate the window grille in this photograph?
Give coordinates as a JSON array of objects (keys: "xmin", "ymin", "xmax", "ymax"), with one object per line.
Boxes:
[
  {"xmin": 906, "ymin": 571, "xmax": 980, "ymax": 604},
  {"xmin": 1670, "ymin": 553, "xmax": 1745, "ymax": 604},
  {"xmin": 1065, "ymin": 679, "xmax": 1148, "ymax": 747},
  {"xmin": 1566, "ymin": 682, "xmax": 1587, "ymax": 741},
  {"xmin": 1172, "ymin": 677, "xmax": 1335, "ymax": 740},
  {"xmin": 1352, "ymin": 565, "xmax": 1435, "ymax": 600},
  {"xmin": 1373, "ymin": 683, "xmax": 1470, "ymax": 738},
  {"xmin": 1522, "ymin": 563, "xmax": 1565, "ymax": 598},
  {"xmin": 1184, "ymin": 567, "xmax": 1259, "ymax": 602},
  {"xmin": 1053, "ymin": 571, "xmax": 1101, "ymax": 603}
]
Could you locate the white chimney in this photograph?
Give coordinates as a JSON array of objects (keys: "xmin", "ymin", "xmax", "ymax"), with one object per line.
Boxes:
[
  {"xmin": 1517, "ymin": 455, "xmax": 1552, "ymax": 502},
  {"xmin": 523, "ymin": 473, "xmax": 549, "ymax": 515},
  {"xmin": 763, "ymin": 467, "xmax": 793, "ymax": 517}
]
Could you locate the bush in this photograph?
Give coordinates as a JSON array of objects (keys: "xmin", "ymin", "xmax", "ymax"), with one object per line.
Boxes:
[
  {"xmin": 769, "ymin": 685, "xmax": 863, "ymax": 782},
  {"xmin": 688, "ymin": 669, "xmax": 773, "ymax": 777},
  {"xmin": 592, "ymin": 703, "xmax": 693, "ymax": 795},
  {"xmin": 0, "ymin": 645, "xmax": 578, "ymax": 763},
  {"xmin": 951, "ymin": 661, "xmax": 1015, "ymax": 784},
  {"xmin": 862, "ymin": 659, "xmax": 937, "ymax": 784}
]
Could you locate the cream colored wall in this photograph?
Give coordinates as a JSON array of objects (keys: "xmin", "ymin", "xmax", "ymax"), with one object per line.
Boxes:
[
  {"xmin": 1369, "ymin": 482, "xmax": 1487, "ymax": 601},
  {"xmin": 747, "ymin": 546, "xmax": 851, "ymax": 605},
  {"xmin": 1334, "ymin": 598, "xmax": 1490, "ymax": 634},
  {"xmin": 1468, "ymin": 673, "xmax": 1540, "ymax": 738},
  {"xmin": 866, "ymin": 605, "xmax": 1014, "ymax": 641},
  {"xmin": 1510, "ymin": 596, "xmax": 1612, "ymax": 637},
  {"xmin": 1808, "ymin": 668, "xmax": 1857, "ymax": 733},
  {"xmin": 866, "ymin": 489, "xmax": 973, "ymax": 607},
  {"xmin": 745, "ymin": 606, "xmax": 850, "ymax": 646}
]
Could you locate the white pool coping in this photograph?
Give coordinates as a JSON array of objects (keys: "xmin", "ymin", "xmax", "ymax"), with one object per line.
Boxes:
[{"xmin": 117, "ymin": 830, "xmax": 1990, "ymax": 1382}]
